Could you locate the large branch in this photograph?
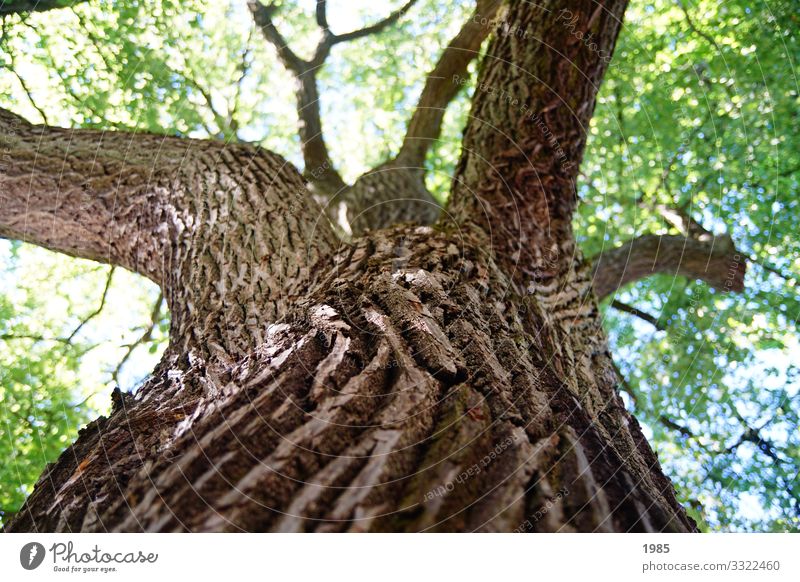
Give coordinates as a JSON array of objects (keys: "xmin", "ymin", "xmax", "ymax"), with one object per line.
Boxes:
[
  {"xmin": 0, "ymin": 107, "xmax": 182, "ymax": 281},
  {"xmin": 396, "ymin": 0, "xmax": 501, "ymax": 167},
  {"xmin": 591, "ymin": 234, "xmax": 746, "ymax": 300},
  {"xmin": 448, "ymin": 0, "xmax": 629, "ymax": 290},
  {"xmin": 0, "ymin": 107, "xmax": 339, "ymax": 357}
]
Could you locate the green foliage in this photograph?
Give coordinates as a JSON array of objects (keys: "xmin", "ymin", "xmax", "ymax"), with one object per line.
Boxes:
[
  {"xmin": 0, "ymin": 0, "xmax": 798, "ymax": 531},
  {"xmin": 0, "ymin": 243, "xmax": 167, "ymax": 527},
  {"xmin": 576, "ymin": 0, "xmax": 800, "ymax": 531}
]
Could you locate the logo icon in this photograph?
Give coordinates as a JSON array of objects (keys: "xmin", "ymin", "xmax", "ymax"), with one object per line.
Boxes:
[{"xmin": 20, "ymin": 542, "xmax": 46, "ymax": 570}]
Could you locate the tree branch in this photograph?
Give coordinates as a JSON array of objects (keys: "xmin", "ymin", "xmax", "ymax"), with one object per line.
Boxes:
[
  {"xmin": 248, "ymin": 0, "xmax": 346, "ymax": 196},
  {"xmin": 247, "ymin": 1, "xmax": 306, "ymax": 74},
  {"xmin": 610, "ymin": 299, "xmax": 665, "ymax": 330},
  {"xmin": 676, "ymin": 0, "xmax": 723, "ymax": 52},
  {"xmin": 315, "ymin": 0, "xmax": 329, "ymax": 31},
  {"xmin": 591, "ymin": 234, "xmax": 746, "ymax": 300},
  {"xmin": 449, "ymin": 0, "xmax": 630, "ymax": 289},
  {"xmin": 0, "ymin": 107, "xmax": 339, "ymax": 357},
  {"xmin": 0, "ymin": 107, "xmax": 185, "ymax": 282},
  {"xmin": 329, "ymin": 0, "xmax": 418, "ymax": 45},
  {"xmin": 112, "ymin": 291, "xmax": 163, "ymax": 384},
  {"xmin": 341, "ymin": 0, "xmax": 500, "ymax": 235},
  {"xmin": 66, "ymin": 266, "xmax": 115, "ymax": 341},
  {"xmin": 397, "ymin": 0, "xmax": 501, "ymax": 167},
  {"xmin": 0, "ymin": 333, "xmax": 72, "ymax": 344},
  {"xmin": 659, "ymin": 415, "xmax": 696, "ymax": 439}
]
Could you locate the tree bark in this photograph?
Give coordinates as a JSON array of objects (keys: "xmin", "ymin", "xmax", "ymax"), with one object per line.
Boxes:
[
  {"xmin": 3, "ymin": 0, "xmax": 696, "ymax": 533},
  {"xmin": 0, "ymin": 107, "xmax": 337, "ymax": 360},
  {"xmin": 336, "ymin": 0, "xmax": 503, "ymax": 237},
  {"xmin": 6, "ymin": 223, "xmax": 693, "ymax": 532},
  {"xmin": 591, "ymin": 234, "xmax": 746, "ymax": 300}
]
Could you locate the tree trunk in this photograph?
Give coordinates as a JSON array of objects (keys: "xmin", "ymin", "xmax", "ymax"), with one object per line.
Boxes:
[
  {"xmin": 7, "ymin": 221, "xmax": 693, "ymax": 532},
  {"xmin": 3, "ymin": 0, "xmax": 697, "ymax": 532}
]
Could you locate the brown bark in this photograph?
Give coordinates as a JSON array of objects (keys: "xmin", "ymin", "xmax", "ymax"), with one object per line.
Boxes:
[
  {"xmin": 2, "ymin": 0, "xmax": 696, "ymax": 533},
  {"xmin": 450, "ymin": 0, "xmax": 628, "ymax": 290},
  {"xmin": 591, "ymin": 234, "xmax": 746, "ymax": 300},
  {"xmin": 251, "ymin": 1, "xmax": 504, "ymax": 236},
  {"xmin": 336, "ymin": 0, "xmax": 504, "ymax": 236},
  {"xmin": 6, "ymin": 224, "xmax": 692, "ymax": 532},
  {"xmin": 0, "ymin": 107, "xmax": 337, "ymax": 360}
]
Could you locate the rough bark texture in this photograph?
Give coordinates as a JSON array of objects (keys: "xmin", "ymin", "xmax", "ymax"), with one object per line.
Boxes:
[
  {"xmin": 339, "ymin": 161, "xmax": 441, "ymax": 237},
  {"xmin": 0, "ymin": 108, "xmax": 338, "ymax": 360},
  {"xmin": 3, "ymin": 0, "xmax": 698, "ymax": 533},
  {"xmin": 591, "ymin": 234, "xmax": 746, "ymax": 300},
  {"xmin": 335, "ymin": 0, "xmax": 503, "ymax": 237},
  {"xmin": 250, "ymin": 0, "xmax": 503, "ymax": 237},
  {"xmin": 450, "ymin": 0, "xmax": 627, "ymax": 290},
  {"xmin": 7, "ymin": 225, "xmax": 692, "ymax": 532}
]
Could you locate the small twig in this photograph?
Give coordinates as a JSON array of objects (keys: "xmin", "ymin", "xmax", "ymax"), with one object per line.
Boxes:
[
  {"xmin": 676, "ymin": 0, "xmax": 723, "ymax": 53},
  {"xmin": 227, "ymin": 27, "xmax": 255, "ymax": 136},
  {"xmin": 67, "ymin": 267, "xmax": 115, "ymax": 342},
  {"xmin": 610, "ymin": 299, "xmax": 666, "ymax": 331},
  {"xmin": 0, "ymin": 333, "xmax": 72, "ymax": 344},
  {"xmin": 111, "ymin": 292, "xmax": 164, "ymax": 384},
  {"xmin": 179, "ymin": 67, "xmax": 235, "ymax": 138},
  {"xmin": 610, "ymin": 358, "xmax": 637, "ymax": 404},
  {"xmin": 1, "ymin": 20, "xmax": 50, "ymax": 124},
  {"xmin": 659, "ymin": 415, "xmax": 695, "ymax": 438}
]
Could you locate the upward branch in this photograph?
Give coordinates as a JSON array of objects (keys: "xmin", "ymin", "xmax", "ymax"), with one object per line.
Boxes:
[
  {"xmin": 315, "ymin": 1, "xmax": 329, "ymax": 31},
  {"xmin": 248, "ymin": 1, "xmax": 306, "ymax": 74},
  {"xmin": 396, "ymin": 0, "xmax": 501, "ymax": 167},
  {"xmin": 342, "ymin": 0, "xmax": 500, "ymax": 235},
  {"xmin": 449, "ymin": 0, "xmax": 629, "ymax": 289},
  {"xmin": 248, "ymin": 1, "xmax": 345, "ymax": 196},
  {"xmin": 248, "ymin": 0, "xmax": 421, "ymax": 199},
  {"xmin": 326, "ymin": 0, "xmax": 418, "ymax": 45}
]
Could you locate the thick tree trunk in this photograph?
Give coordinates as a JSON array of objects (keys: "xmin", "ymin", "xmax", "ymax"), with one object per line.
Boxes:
[
  {"xmin": 7, "ymin": 223, "xmax": 693, "ymax": 532},
  {"xmin": 3, "ymin": 0, "xmax": 697, "ymax": 532}
]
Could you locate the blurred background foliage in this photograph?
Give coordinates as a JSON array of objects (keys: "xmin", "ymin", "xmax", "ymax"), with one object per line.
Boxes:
[{"xmin": 0, "ymin": 0, "xmax": 797, "ymax": 531}]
